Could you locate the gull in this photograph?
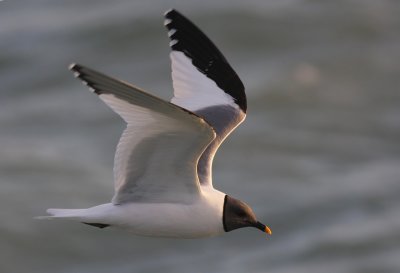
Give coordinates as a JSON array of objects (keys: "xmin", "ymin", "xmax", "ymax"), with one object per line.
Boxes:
[{"xmin": 41, "ymin": 9, "xmax": 272, "ymax": 238}]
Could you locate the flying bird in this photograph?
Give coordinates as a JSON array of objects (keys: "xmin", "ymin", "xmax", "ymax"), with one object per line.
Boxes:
[{"xmin": 41, "ymin": 9, "xmax": 272, "ymax": 238}]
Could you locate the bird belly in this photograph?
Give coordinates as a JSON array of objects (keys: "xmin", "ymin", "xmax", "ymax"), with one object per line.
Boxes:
[
  {"xmin": 80, "ymin": 189, "xmax": 226, "ymax": 238},
  {"xmin": 108, "ymin": 200, "xmax": 223, "ymax": 238}
]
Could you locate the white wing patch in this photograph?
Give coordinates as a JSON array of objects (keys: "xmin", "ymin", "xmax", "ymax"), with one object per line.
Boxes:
[{"xmin": 170, "ymin": 51, "xmax": 238, "ymax": 112}]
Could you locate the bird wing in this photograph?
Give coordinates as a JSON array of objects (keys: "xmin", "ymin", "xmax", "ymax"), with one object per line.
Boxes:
[
  {"xmin": 164, "ymin": 9, "xmax": 247, "ymax": 187},
  {"xmin": 70, "ymin": 64, "xmax": 215, "ymax": 204}
]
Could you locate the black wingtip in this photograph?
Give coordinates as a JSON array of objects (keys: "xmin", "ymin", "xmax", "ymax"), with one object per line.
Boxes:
[
  {"xmin": 164, "ymin": 8, "xmax": 175, "ymax": 16},
  {"xmin": 164, "ymin": 8, "xmax": 180, "ymax": 18},
  {"xmin": 163, "ymin": 9, "xmax": 247, "ymax": 112},
  {"xmin": 164, "ymin": 9, "xmax": 178, "ymax": 28},
  {"xmin": 68, "ymin": 63, "xmax": 78, "ymax": 71},
  {"xmin": 69, "ymin": 63, "xmax": 84, "ymax": 78},
  {"xmin": 68, "ymin": 63, "xmax": 99, "ymax": 94}
]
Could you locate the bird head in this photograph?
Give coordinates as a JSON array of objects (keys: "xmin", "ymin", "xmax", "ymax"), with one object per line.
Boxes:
[{"xmin": 223, "ymin": 195, "xmax": 272, "ymax": 235}]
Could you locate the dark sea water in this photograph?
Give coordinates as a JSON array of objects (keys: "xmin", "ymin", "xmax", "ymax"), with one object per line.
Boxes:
[{"xmin": 1, "ymin": 1, "xmax": 400, "ymax": 272}]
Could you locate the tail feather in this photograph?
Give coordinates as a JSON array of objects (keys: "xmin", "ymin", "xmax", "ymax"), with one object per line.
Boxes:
[{"xmin": 36, "ymin": 208, "xmax": 87, "ymax": 220}]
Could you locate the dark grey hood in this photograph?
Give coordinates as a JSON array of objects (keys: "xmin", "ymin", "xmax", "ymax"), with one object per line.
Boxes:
[{"xmin": 222, "ymin": 195, "xmax": 270, "ymax": 234}]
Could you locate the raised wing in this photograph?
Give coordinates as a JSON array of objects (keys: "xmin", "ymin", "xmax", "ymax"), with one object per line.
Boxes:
[
  {"xmin": 164, "ymin": 9, "xmax": 247, "ymax": 187},
  {"xmin": 70, "ymin": 64, "xmax": 215, "ymax": 204}
]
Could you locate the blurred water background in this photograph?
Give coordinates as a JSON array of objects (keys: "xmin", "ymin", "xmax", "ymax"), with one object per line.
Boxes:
[{"xmin": 1, "ymin": 0, "xmax": 400, "ymax": 272}]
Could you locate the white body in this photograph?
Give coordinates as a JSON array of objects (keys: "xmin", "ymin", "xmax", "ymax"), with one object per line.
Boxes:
[{"xmin": 48, "ymin": 188, "xmax": 225, "ymax": 238}]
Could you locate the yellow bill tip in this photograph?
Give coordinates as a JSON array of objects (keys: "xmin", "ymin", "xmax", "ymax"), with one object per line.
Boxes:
[{"xmin": 265, "ymin": 226, "xmax": 272, "ymax": 235}]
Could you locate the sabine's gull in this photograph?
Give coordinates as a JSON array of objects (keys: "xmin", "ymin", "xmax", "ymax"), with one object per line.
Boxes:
[{"xmin": 40, "ymin": 9, "xmax": 272, "ymax": 238}]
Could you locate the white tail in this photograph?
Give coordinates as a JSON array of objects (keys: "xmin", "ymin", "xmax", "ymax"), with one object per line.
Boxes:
[{"xmin": 36, "ymin": 208, "xmax": 87, "ymax": 220}]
